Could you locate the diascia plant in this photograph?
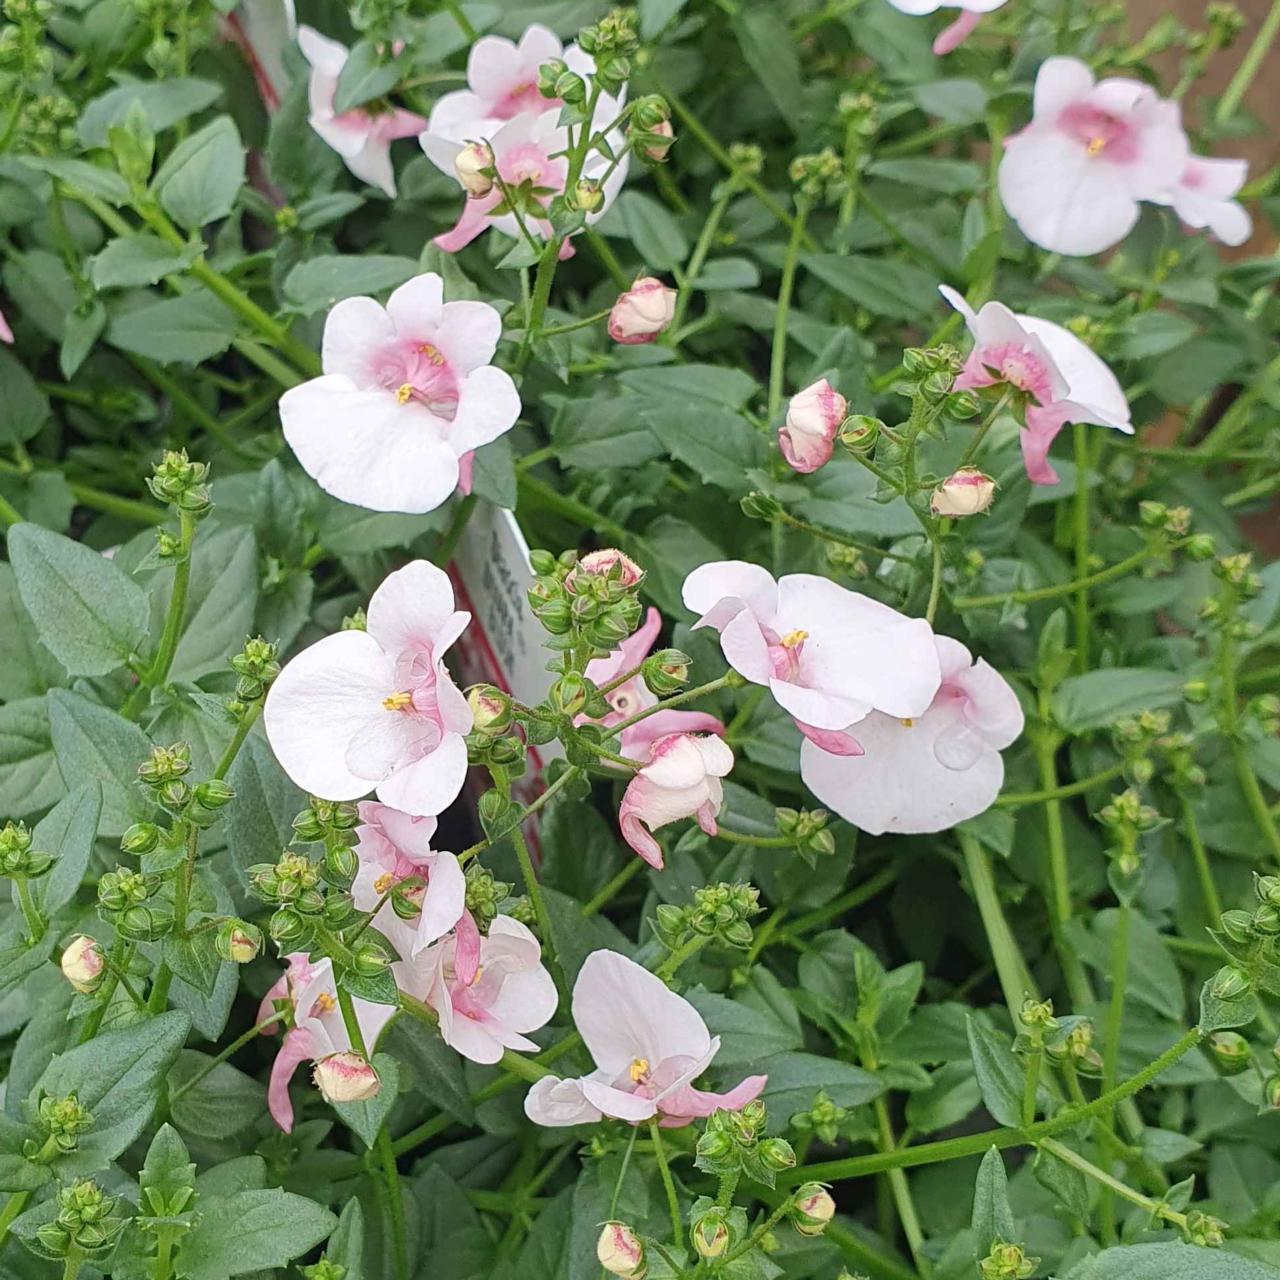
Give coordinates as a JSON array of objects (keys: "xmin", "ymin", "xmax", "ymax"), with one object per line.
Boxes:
[{"xmin": 0, "ymin": 0, "xmax": 1278, "ymax": 1277}]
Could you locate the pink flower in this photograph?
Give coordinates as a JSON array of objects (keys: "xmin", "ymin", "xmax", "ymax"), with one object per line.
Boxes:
[
  {"xmin": 940, "ymin": 285, "xmax": 1132, "ymax": 486},
  {"xmin": 618, "ymin": 733, "xmax": 734, "ymax": 870},
  {"xmin": 1155, "ymin": 156, "xmax": 1252, "ymax": 247},
  {"xmin": 424, "ymin": 23, "xmax": 600, "ymax": 142},
  {"xmin": 931, "ymin": 467, "xmax": 995, "ymax": 516},
  {"xmin": 581, "ymin": 607, "xmax": 724, "ymax": 757},
  {"xmin": 421, "ymin": 109, "xmax": 626, "ymax": 256},
  {"xmin": 257, "ymin": 953, "xmax": 393, "ymax": 1131},
  {"xmin": 567, "ymin": 548, "xmax": 645, "ymax": 591},
  {"xmin": 278, "ymin": 273, "xmax": 519, "ymax": 514},
  {"xmin": 297, "ymin": 26, "xmax": 426, "ymax": 197},
  {"xmin": 886, "ymin": 0, "xmax": 1007, "ymax": 55},
  {"xmin": 0, "ymin": 308, "xmax": 12, "ymax": 344},
  {"xmin": 608, "ymin": 278, "xmax": 676, "ymax": 345},
  {"xmin": 523, "ymin": 950, "xmax": 766, "ymax": 1127},
  {"xmin": 351, "ymin": 802, "xmax": 473, "ymax": 966},
  {"xmin": 999, "ymin": 56, "xmax": 1188, "ymax": 255},
  {"xmin": 264, "ymin": 560, "xmax": 473, "ymax": 817},
  {"xmin": 800, "ymin": 635, "xmax": 1023, "ymax": 834},
  {"xmin": 681, "ymin": 561, "xmax": 941, "ymax": 752},
  {"xmin": 780, "ymin": 378, "xmax": 845, "ymax": 474},
  {"xmin": 401, "ymin": 916, "xmax": 558, "ymax": 1065}
]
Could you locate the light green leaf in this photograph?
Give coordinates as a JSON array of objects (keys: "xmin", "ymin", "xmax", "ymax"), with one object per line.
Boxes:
[
  {"xmin": 1064, "ymin": 1242, "xmax": 1280, "ymax": 1279},
  {"xmin": 1052, "ymin": 668, "xmax": 1186, "ymax": 733},
  {"xmin": 283, "ymin": 255, "xmax": 420, "ymax": 315},
  {"xmin": 107, "ymin": 288, "xmax": 241, "ymax": 364},
  {"xmin": 0, "ymin": 697, "xmax": 63, "ymax": 817},
  {"xmin": 333, "ymin": 40, "xmax": 401, "ymax": 113},
  {"xmin": 79, "ymin": 77, "xmax": 222, "ymax": 149},
  {"xmin": 90, "ymin": 234, "xmax": 196, "ymax": 289},
  {"xmin": 177, "ymin": 1189, "xmax": 336, "ymax": 1280},
  {"xmin": 332, "ymin": 1052, "xmax": 400, "ymax": 1148},
  {"xmin": 616, "ymin": 192, "xmax": 688, "ymax": 270},
  {"xmin": 168, "ymin": 1049, "xmax": 266, "ymax": 1139},
  {"xmin": 971, "ymin": 1147, "xmax": 1015, "ymax": 1252},
  {"xmin": 0, "ymin": 348, "xmax": 50, "ymax": 445},
  {"xmin": 965, "ymin": 1013, "xmax": 1022, "ymax": 1128}
]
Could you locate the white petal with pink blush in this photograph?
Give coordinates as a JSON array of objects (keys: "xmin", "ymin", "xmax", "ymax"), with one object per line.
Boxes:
[
  {"xmin": 279, "ymin": 272, "xmax": 518, "ymax": 514},
  {"xmin": 941, "ymin": 285, "xmax": 1132, "ymax": 486},
  {"xmin": 524, "ymin": 951, "xmax": 766, "ymax": 1128},
  {"xmin": 1154, "ymin": 156, "xmax": 1252, "ymax": 247},
  {"xmin": 800, "ymin": 635, "xmax": 1024, "ymax": 834},
  {"xmin": 263, "ymin": 560, "xmax": 473, "ymax": 816},
  {"xmin": 998, "ymin": 55, "xmax": 1189, "ymax": 255}
]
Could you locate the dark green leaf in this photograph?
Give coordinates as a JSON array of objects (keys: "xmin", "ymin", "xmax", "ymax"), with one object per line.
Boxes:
[
  {"xmin": 177, "ymin": 1189, "xmax": 336, "ymax": 1280},
  {"xmin": 284, "ymin": 255, "xmax": 419, "ymax": 315},
  {"xmin": 965, "ymin": 1013, "xmax": 1022, "ymax": 1128},
  {"xmin": 332, "ymin": 1052, "xmax": 399, "ymax": 1148},
  {"xmin": 333, "ymin": 40, "xmax": 401, "ymax": 113},
  {"xmin": 34, "ymin": 783, "xmax": 102, "ymax": 914}
]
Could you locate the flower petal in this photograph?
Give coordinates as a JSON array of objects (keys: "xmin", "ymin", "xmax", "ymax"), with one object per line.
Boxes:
[
  {"xmin": 524, "ymin": 1076, "xmax": 603, "ymax": 1127},
  {"xmin": 376, "ymin": 731, "xmax": 469, "ymax": 817},
  {"xmin": 366, "ymin": 559, "xmax": 460, "ymax": 656}
]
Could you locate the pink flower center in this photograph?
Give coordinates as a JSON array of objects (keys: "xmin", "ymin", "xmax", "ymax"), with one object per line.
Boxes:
[
  {"xmin": 499, "ymin": 141, "xmax": 562, "ymax": 189},
  {"xmin": 492, "ymin": 81, "xmax": 549, "ymax": 120},
  {"xmin": 370, "ymin": 339, "xmax": 459, "ymax": 419},
  {"xmin": 978, "ymin": 342, "xmax": 1055, "ymax": 407},
  {"xmin": 766, "ymin": 629, "xmax": 808, "ymax": 682},
  {"xmin": 379, "ymin": 650, "xmax": 449, "ymax": 761},
  {"xmin": 1057, "ymin": 102, "xmax": 1140, "ymax": 163}
]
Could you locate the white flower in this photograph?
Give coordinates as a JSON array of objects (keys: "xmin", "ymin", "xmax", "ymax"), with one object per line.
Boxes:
[{"xmin": 1155, "ymin": 156, "xmax": 1252, "ymax": 247}]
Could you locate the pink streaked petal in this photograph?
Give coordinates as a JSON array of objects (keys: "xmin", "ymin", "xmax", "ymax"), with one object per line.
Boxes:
[
  {"xmin": 932, "ymin": 7, "xmax": 981, "ymax": 53},
  {"xmin": 0, "ymin": 309, "xmax": 12, "ymax": 344},
  {"xmin": 434, "ymin": 192, "xmax": 503, "ymax": 252},
  {"xmin": 268, "ymin": 1027, "xmax": 318, "ymax": 1133},
  {"xmin": 622, "ymin": 709, "xmax": 725, "ymax": 755},
  {"xmin": 619, "ymin": 800, "xmax": 664, "ymax": 869},
  {"xmin": 659, "ymin": 1073, "xmax": 768, "ymax": 1121},
  {"xmin": 452, "ymin": 908, "xmax": 481, "ymax": 983},
  {"xmin": 795, "ymin": 720, "xmax": 864, "ymax": 756}
]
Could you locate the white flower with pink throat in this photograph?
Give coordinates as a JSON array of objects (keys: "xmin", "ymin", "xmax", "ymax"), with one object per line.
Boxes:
[
  {"xmin": 885, "ymin": 0, "xmax": 1008, "ymax": 55},
  {"xmin": 351, "ymin": 802, "xmax": 474, "ymax": 965},
  {"xmin": 297, "ymin": 26, "xmax": 425, "ymax": 197},
  {"xmin": 278, "ymin": 273, "xmax": 519, "ymax": 514},
  {"xmin": 524, "ymin": 950, "xmax": 766, "ymax": 1127},
  {"xmin": 681, "ymin": 561, "xmax": 941, "ymax": 755},
  {"xmin": 618, "ymin": 733, "xmax": 735, "ymax": 869},
  {"xmin": 801, "ymin": 636, "xmax": 1024, "ymax": 834},
  {"xmin": 258, "ymin": 953, "xmax": 391, "ymax": 1131},
  {"xmin": 1155, "ymin": 156, "xmax": 1252, "ymax": 247},
  {"xmin": 780, "ymin": 378, "xmax": 846, "ymax": 474},
  {"xmin": 399, "ymin": 916, "xmax": 557, "ymax": 1065},
  {"xmin": 999, "ymin": 56, "xmax": 1188, "ymax": 255},
  {"xmin": 264, "ymin": 560, "xmax": 473, "ymax": 817},
  {"xmin": 940, "ymin": 285, "xmax": 1132, "ymax": 486}
]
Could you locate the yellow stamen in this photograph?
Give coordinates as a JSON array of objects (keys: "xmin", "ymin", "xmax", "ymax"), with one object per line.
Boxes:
[
  {"xmin": 901, "ymin": 718, "xmax": 914, "ymax": 728},
  {"xmin": 314, "ymin": 992, "xmax": 336, "ymax": 1013},
  {"xmin": 373, "ymin": 872, "xmax": 396, "ymax": 895},
  {"xmin": 629, "ymin": 1057, "xmax": 650, "ymax": 1083},
  {"xmin": 781, "ymin": 629, "xmax": 809, "ymax": 648},
  {"xmin": 382, "ymin": 690, "xmax": 413, "ymax": 711},
  {"xmin": 396, "ymin": 383, "xmax": 414, "ymax": 404},
  {"xmin": 1086, "ymin": 136, "xmax": 1105, "ymax": 156},
  {"xmin": 419, "ymin": 342, "xmax": 445, "ymax": 365}
]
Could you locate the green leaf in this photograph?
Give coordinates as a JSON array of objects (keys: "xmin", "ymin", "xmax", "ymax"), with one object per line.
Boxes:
[
  {"xmin": 1067, "ymin": 910, "xmax": 1184, "ymax": 1021},
  {"xmin": 19, "ymin": 155, "xmax": 132, "ymax": 205},
  {"xmin": 0, "ymin": 697, "xmax": 63, "ymax": 817},
  {"xmin": 965, "ymin": 1013, "xmax": 1022, "ymax": 1128},
  {"xmin": 1052, "ymin": 668, "xmax": 1186, "ymax": 733},
  {"xmin": 1116, "ymin": 312, "xmax": 1198, "ymax": 361},
  {"xmin": 9, "ymin": 523, "xmax": 149, "ymax": 676},
  {"xmin": 0, "ymin": 564, "xmax": 65, "ymax": 700},
  {"xmin": 384, "ymin": 1014, "xmax": 476, "ymax": 1125},
  {"xmin": 469, "ymin": 437, "xmax": 517, "ymax": 510},
  {"xmin": 59, "ymin": 301, "xmax": 106, "ymax": 379},
  {"xmin": 971, "ymin": 1147, "xmax": 1015, "ymax": 1253},
  {"xmin": 283, "ymin": 254, "xmax": 420, "ymax": 315},
  {"xmin": 78, "ymin": 77, "xmax": 223, "ymax": 149},
  {"xmin": 325, "ymin": 1199, "xmax": 365, "ymax": 1280},
  {"xmin": 177, "ymin": 1189, "xmax": 336, "ymax": 1280},
  {"xmin": 225, "ymin": 735, "xmax": 305, "ymax": 874},
  {"xmin": 0, "ymin": 1153, "xmax": 50, "ymax": 1193},
  {"xmin": 34, "ymin": 783, "xmax": 102, "ymax": 914},
  {"xmin": 107, "ymin": 288, "xmax": 241, "ymax": 364},
  {"xmin": 139, "ymin": 1123, "xmax": 196, "ymax": 1216},
  {"xmin": 90, "ymin": 234, "xmax": 197, "ymax": 289},
  {"xmin": 1199, "ymin": 979, "xmax": 1259, "ymax": 1034},
  {"xmin": 333, "ymin": 40, "xmax": 401, "ymax": 113},
  {"xmin": 759, "ymin": 1053, "xmax": 884, "ymax": 1128},
  {"xmin": 805, "ymin": 253, "xmax": 940, "ymax": 320},
  {"xmin": 1063, "ymin": 1242, "xmax": 1280, "ymax": 1279},
  {"xmin": 47, "ymin": 689, "xmax": 153, "ymax": 837},
  {"xmin": 0, "ymin": 348, "xmax": 49, "ymax": 445},
  {"xmin": 168, "ymin": 1049, "xmax": 266, "ymax": 1139},
  {"xmin": 616, "ymin": 191, "xmax": 688, "ymax": 270},
  {"xmin": 618, "ymin": 363, "xmax": 759, "ymax": 410},
  {"xmin": 904, "ymin": 1060, "xmax": 980, "ymax": 1134},
  {"xmin": 163, "ymin": 932, "xmax": 221, "ymax": 997},
  {"xmin": 332, "ymin": 1052, "xmax": 399, "ymax": 1148},
  {"xmin": 731, "ymin": 9, "xmax": 804, "ymax": 135},
  {"xmin": 36, "ymin": 1010, "xmax": 191, "ymax": 1169},
  {"xmin": 1033, "ymin": 1145, "xmax": 1091, "ymax": 1220},
  {"xmin": 687, "ymin": 989, "xmax": 803, "ymax": 1068},
  {"xmin": 646, "ymin": 405, "xmax": 764, "ymax": 492},
  {"xmin": 867, "ymin": 157, "xmax": 983, "ymax": 193}
]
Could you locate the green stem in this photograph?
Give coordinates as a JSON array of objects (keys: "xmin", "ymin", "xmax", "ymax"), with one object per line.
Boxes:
[
  {"xmin": 539, "ymin": 309, "xmax": 612, "ymax": 337},
  {"xmin": 212, "ymin": 702, "xmax": 262, "ymax": 781},
  {"xmin": 517, "ymin": 472, "xmax": 631, "ymax": 544},
  {"xmin": 152, "ymin": 1227, "xmax": 175, "ymax": 1280},
  {"xmin": 1216, "ymin": 0, "xmax": 1280, "ymax": 122},
  {"xmin": 775, "ymin": 865, "xmax": 899, "ymax": 943},
  {"xmin": 580, "ymin": 858, "xmax": 645, "ymax": 917},
  {"xmin": 14, "ymin": 876, "xmax": 45, "ymax": 945},
  {"xmin": 959, "ymin": 831, "xmax": 1038, "ymax": 1021},
  {"xmin": 995, "ymin": 763, "xmax": 1126, "ymax": 808},
  {"xmin": 0, "ymin": 1190, "xmax": 29, "ymax": 1249},
  {"xmin": 442, "ymin": 0, "xmax": 477, "ymax": 41},
  {"xmin": 584, "ymin": 229, "xmax": 629, "ymax": 290},
  {"xmin": 873, "ymin": 1097, "xmax": 930, "ymax": 1276},
  {"xmin": 768, "ymin": 201, "xmax": 809, "ymax": 422},
  {"xmin": 1098, "ymin": 901, "xmax": 1131, "ymax": 1240},
  {"xmin": 606, "ymin": 673, "xmax": 741, "ymax": 742},
  {"xmin": 712, "ymin": 828, "xmax": 793, "ymax": 848},
  {"xmin": 671, "ymin": 184, "xmax": 735, "ymax": 335},
  {"xmin": 170, "ymin": 1011, "xmax": 285, "ymax": 1100},
  {"xmin": 1071, "ymin": 424, "xmax": 1091, "ymax": 673},
  {"xmin": 954, "ymin": 541, "xmax": 1174, "ymax": 609},
  {"xmin": 649, "ymin": 1119, "xmax": 684, "ymax": 1246},
  {"xmin": 1022, "ymin": 1046, "xmax": 1043, "ymax": 1128},
  {"xmin": 783, "ymin": 1028, "xmax": 1201, "ymax": 1185},
  {"xmin": 433, "ymin": 494, "xmax": 477, "ymax": 568},
  {"xmin": 69, "ymin": 482, "xmax": 163, "ymax": 525},
  {"xmin": 517, "ymin": 241, "xmax": 562, "ymax": 373},
  {"xmin": 772, "ymin": 509, "xmax": 916, "ymax": 562},
  {"xmin": 376, "ymin": 1127, "xmax": 409, "ymax": 1280},
  {"xmin": 924, "ymin": 528, "xmax": 944, "ymax": 625},
  {"xmin": 0, "ymin": 489, "xmax": 24, "ymax": 527},
  {"xmin": 78, "ymin": 938, "xmax": 129, "ymax": 1042},
  {"xmin": 511, "ymin": 823, "xmax": 562, "ymax": 994},
  {"xmin": 1179, "ymin": 796, "xmax": 1222, "ymax": 924},
  {"xmin": 956, "ymin": 392, "xmax": 1011, "ymax": 469},
  {"xmin": 1038, "ymin": 1138, "xmax": 1190, "ymax": 1231},
  {"xmin": 61, "ymin": 1248, "xmax": 84, "ymax": 1280},
  {"xmin": 655, "ymin": 933, "xmax": 711, "ymax": 983},
  {"xmin": 456, "ymin": 766, "xmax": 581, "ymax": 864}
]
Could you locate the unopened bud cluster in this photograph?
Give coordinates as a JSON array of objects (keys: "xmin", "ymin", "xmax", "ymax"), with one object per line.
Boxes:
[
  {"xmin": 147, "ymin": 449, "xmax": 212, "ymax": 517},
  {"xmin": 628, "ymin": 94, "xmax": 673, "ymax": 163},
  {"xmin": 1043, "ymin": 1015, "xmax": 1103, "ymax": 1076},
  {"xmin": 573, "ymin": 8, "xmax": 637, "ymax": 96},
  {"xmin": 0, "ymin": 820, "xmax": 52, "ymax": 879},
  {"xmin": 775, "ymin": 807, "xmax": 835, "ymax": 856},
  {"xmin": 979, "ymin": 1240, "xmax": 1038, "ymax": 1279},
  {"xmin": 228, "ymin": 636, "xmax": 280, "ymax": 716},
  {"xmin": 528, "ymin": 548, "xmax": 644, "ymax": 659},
  {"xmin": 695, "ymin": 1100, "xmax": 795, "ymax": 1188},
  {"xmin": 35, "ymin": 1180, "xmax": 125, "ymax": 1258},
  {"xmin": 465, "ymin": 863, "xmax": 517, "ymax": 934},
  {"xmin": 656, "ymin": 881, "xmax": 761, "ymax": 952},
  {"xmin": 98, "ymin": 866, "xmax": 171, "ymax": 940},
  {"xmin": 790, "ymin": 1090, "xmax": 849, "ymax": 1144},
  {"xmin": 31, "ymin": 1094, "xmax": 92, "ymax": 1157},
  {"xmin": 1098, "ymin": 786, "xmax": 1162, "ymax": 885}
]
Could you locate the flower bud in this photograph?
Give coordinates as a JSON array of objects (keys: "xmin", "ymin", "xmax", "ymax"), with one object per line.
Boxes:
[
  {"xmin": 643, "ymin": 649, "xmax": 691, "ymax": 696},
  {"xmin": 759, "ymin": 1137, "xmax": 797, "ymax": 1173},
  {"xmin": 740, "ymin": 491, "xmax": 784, "ymax": 520},
  {"xmin": 1210, "ymin": 964, "xmax": 1251, "ymax": 1001},
  {"xmin": 780, "ymin": 379, "xmax": 845, "ymax": 475},
  {"xmin": 60, "ymin": 935, "xmax": 104, "ymax": 994},
  {"xmin": 838, "ymin": 415, "xmax": 881, "ymax": 453},
  {"xmin": 216, "ymin": 919, "xmax": 261, "ymax": 964},
  {"xmin": 1184, "ymin": 534, "xmax": 1216, "ymax": 561},
  {"xmin": 568, "ymin": 548, "xmax": 645, "ymax": 592},
  {"xmin": 597, "ymin": 1223, "xmax": 645, "ymax": 1278},
  {"xmin": 691, "ymin": 1209, "xmax": 730, "ymax": 1259},
  {"xmin": 454, "ymin": 139, "xmax": 494, "ymax": 197},
  {"xmin": 791, "ymin": 1184, "xmax": 835, "ymax": 1236},
  {"xmin": 931, "ymin": 467, "xmax": 995, "ymax": 518},
  {"xmin": 1218, "ymin": 908, "xmax": 1253, "ymax": 943},
  {"xmin": 313, "ymin": 1052, "xmax": 380, "ymax": 1104},
  {"xmin": 695, "ymin": 1128, "xmax": 735, "ymax": 1164},
  {"xmin": 573, "ymin": 178, "xmax": 604, "ymax": 211},
  {"xmin": 1265, "ymin": 1074, "xmax": 1280, "ymax": 1111},
  {"xmin": 537, "ymin": 58, "xmax": 568, "ymax": 97},
  {"xmin": 120, "ymin": 822, "xmax": 161, "ymax": 855},
  {"xmin": 353, "ymin": 942, "xmax": 391, "ymax": 977},
  {"xmin": 467, "ymin": 686, "xmax": 514, "ymax": 733},
  {"xmin": 549, "ymin": 672, "xmax": 591, "ymax": 717},
  {"xmin": 190, "ymin": 779, "xmax": 235, "ymax": 825},
  {"xmin": 633, "ymin": 118, "xmax": 674, "ymax": 162},
  {"xmin": 608, "ymin": 277, "xmax": 676, "ymax": 345},
  {"xmin": 1209, "ymin": 1031, "xmax": 1251, "ymax": 1075},
  {"xmin": 270, "ymin": 906, "xmax": 307, "ymax": 945},
  {"xmin": 324, "ymin": 842, "xmax": 360, "ymax": 886},
  {"xmin": 1255, "ymin": 904, "xmax": 1280, "ymax": 936},
  {"xmin": 1183, "ymin": 679, "xmax": 1211, "ymax": 705}
]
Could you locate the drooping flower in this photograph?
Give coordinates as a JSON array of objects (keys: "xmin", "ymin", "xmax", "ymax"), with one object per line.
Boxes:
[
  {"xmin": 618, "ymin": 733, "xmax": 734, "ymax": 869},
  {"xmin": 780, "ymin": 378, "xmax": 845, "ymax": 474},
  {"xmin": 581, "ymin": 607, "xmax": 724, "ymax": 757},
  {"xmin": 998, "ymin": 56, "xmax": 1189, "ymax": 255},
  {"xmin": 264, "ymin": 559, "xmax": 473, "ymax": 817},
  {"xmin": 297, "ymin": 27, "xmax": 426, "ymax": 197},
  {"xmin": 885, "ymin": 0, "xmax": 1008, "ymax": 55},
  {"xmin": 421, "ymin": 109, "xmax": 626, "ymax": 257},
  {"xmin": 351, "ymin": 802, "xmax": 472, "ymax": 966},
  {"xmin": 523, "ymin": 950, "xmax": 767, "ymax": 1127},
  {"xmin": 940, "ymin": 285, "xmax": 1132, "ymax": 486},
  {"xmin": 608, "ymin": 277, "xmax": 677, "ymax": 345},
  {"xmin": 681, "ymin": 561, "xmax": 941, "ymax": 753},
  {"xmin": 422, "ymin": 23, "xmax": 598, "ymax": 143},
  {"xmin": 401, "ymin": 916, "xmax": 557, "ymax": 1065},
  {"xmin": 278, "ymin": 273, "xmax": 519, "ymax": 514},
  {"xmin": 800, "ymin": 635, "xmax": 1023, "ymax": 834},
  {"xmin": 931, "ymin": 467, "xmax": 996, "ymax": 516},
  {"xmin": 257, "ymin": 953, "xmax": 394, "ymax": 1131},
  {"xmin": 1155, "ymin": 156, "xmax": 1252, "ymax": 247}
]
